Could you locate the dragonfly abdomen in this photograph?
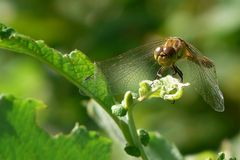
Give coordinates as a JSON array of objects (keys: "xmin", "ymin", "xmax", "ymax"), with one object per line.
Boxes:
[{"xmin": 185, "ymin": 50, "xmax": 214, "ymax": 68}]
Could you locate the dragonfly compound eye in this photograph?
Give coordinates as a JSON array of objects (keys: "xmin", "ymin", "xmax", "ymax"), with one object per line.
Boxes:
[
  {"xmin": 163, "ymin": 47, "xmax": 176, "ymax": 57},
  {"xmin": 154, "ymin": 47, "xmax": 163, "ymax": 60}
]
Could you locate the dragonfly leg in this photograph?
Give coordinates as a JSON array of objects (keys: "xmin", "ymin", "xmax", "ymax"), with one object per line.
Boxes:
[
  {"xmin": 172, "ymin": 65, "xmax": 183, "ymax": 82},
  {"xmin": 155, "ymin": 66, "xmax": 163, "ymax": 79},
  {"xmin": 151, "ymin": 66, "xmax": 163, "ymax": 87}
]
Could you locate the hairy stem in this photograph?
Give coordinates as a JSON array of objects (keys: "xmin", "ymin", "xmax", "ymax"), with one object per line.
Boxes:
[{"xmin": 127, "ymin": 106, "xmax": 148, "ymax": 160}]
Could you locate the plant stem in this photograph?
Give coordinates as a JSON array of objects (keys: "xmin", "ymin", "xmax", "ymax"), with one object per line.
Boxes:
[{"xmin": 127, "ymin": 106, "xmax": 148, "ymax": 160}]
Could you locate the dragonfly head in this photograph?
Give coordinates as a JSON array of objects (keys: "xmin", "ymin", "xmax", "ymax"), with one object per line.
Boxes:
[
  {"xmin": 154, "ymin": 46, "xmax": 177, "ymax": 66},
  {"xmin": 154, "ymin": 37, "xmax": 185, "ymax": 66}
]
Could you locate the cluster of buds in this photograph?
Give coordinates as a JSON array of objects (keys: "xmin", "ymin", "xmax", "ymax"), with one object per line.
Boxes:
[
  {"xmin": 111, "ymin": 75, "xmax": 190, "ymax": 117},
  {"xmin": 111, "ymin": 75, "xmax": 190, "ymax": 153}
]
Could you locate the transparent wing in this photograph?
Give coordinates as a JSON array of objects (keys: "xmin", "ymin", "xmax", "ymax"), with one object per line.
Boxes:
[
  {"xmin": 96, "ymin": 41, "xmax": 164, "ymax": 95},
  {"xmin": 183, "ymin": 42, "xmax": 225, "ymax": 112}
]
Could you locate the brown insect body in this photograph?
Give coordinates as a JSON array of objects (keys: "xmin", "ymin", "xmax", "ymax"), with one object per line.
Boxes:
[
  {"xmin": 154, "ymin": 37, "xmax": 185, "ymax": 67},
  {"xmin": 154, "ymin": 37, "xmax": 214, "ymax": 68}
]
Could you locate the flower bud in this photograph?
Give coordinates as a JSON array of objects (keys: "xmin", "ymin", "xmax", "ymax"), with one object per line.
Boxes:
[
  {"xmin": 121, "ymin": 91, "xmax": 134, "ymax": 109},
  {"xmin": 138, "ymin": 80, "xmax": 152, "ymax": 99},
  {"xmin": 111, "ymin": 104, "xmax": 127, "ymax": 117},
  {"xmin": 124, "ymin": 144, "xmax": 141, "ymax": 157},
  {"xmin": 138, "ymin": 129, "xmax": 150, "ymax": 146}
]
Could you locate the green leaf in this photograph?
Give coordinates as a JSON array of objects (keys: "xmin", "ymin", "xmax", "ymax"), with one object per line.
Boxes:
[
  {"xmin": 87, "ymin": 99, "xmax": 131, "ymax": 144},
  {"xmin": 0, "ymin": 23, "xmax": 115, "ymax": 113},
  {"xmin": 0, "ymin": 94, "xmax": 111, "ymax": 160},
  {"xmin": 185, "ymin": 151, "xmax": 217, "ymax": 160},
  {"xmin": 0, "ymin": 22, "xmax": 131, "ymax": 151},
  {"xmin": 145, "ymin": 132, "xmax": 183, "ymax": 160},
  {"xmin": 87, "ymin": 100, "xmax": 135, "ymax": 160}
]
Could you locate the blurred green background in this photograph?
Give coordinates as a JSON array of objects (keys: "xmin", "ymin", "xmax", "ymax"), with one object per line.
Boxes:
[{"xmin": 0, "ymin": 0, "xmax": 240, "ymax": 158}]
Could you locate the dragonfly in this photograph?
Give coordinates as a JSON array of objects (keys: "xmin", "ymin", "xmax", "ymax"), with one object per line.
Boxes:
[{"xmin": 96, "ymin": 37, "xmax": 225, "ymax": 112}]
